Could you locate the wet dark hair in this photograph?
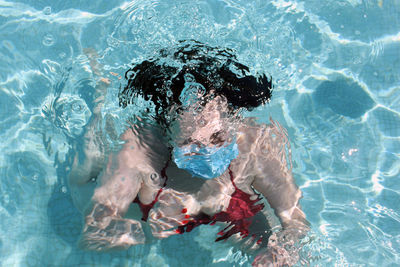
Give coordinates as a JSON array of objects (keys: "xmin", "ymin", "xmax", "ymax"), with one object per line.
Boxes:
[{"xmin": 119, "ymin": 40, "xmax": 273, "ymax": 126}]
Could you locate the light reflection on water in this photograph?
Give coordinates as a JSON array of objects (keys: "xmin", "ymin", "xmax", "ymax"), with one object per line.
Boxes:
[{"xmin": 0, "ymin": 0, "xmax": 399, "ymax": 266}]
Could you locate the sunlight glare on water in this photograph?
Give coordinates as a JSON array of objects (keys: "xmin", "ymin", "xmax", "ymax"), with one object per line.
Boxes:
[{"xmin": 0, "ymin": 0, "xmax": 399, "ymax": 266}]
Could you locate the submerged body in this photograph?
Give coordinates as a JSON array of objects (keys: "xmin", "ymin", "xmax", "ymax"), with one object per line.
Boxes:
[
  {"xmin": 69, "ymin": 42, "xmax": 308, "ymax": 266},
  {"xmin": 69, "ymin": 116, "xmax": 306, "ymax": 264}
]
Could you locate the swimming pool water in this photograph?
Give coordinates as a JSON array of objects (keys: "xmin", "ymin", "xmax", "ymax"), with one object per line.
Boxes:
[{"xmin": 0, "ymin": 0, "xmax": 399, "ymax": 266}]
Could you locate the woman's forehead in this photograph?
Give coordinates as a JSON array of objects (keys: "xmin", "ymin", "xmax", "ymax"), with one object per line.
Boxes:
[
  {"xmin": 180, "ymin": 98, "xmax": 224, "ymax": 126},
  {"xmin": 170, "ymin": 95, "xmax": 239, "ymax": 144}
]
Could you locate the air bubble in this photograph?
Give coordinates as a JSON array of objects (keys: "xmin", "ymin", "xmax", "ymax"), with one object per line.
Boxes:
[
  {"xmin": 150, "ymin": 173, "xmax": 159, "ymax": 181},
  {"xmin": 42, "ymin": 34, "xmax": 55, "ymax": 46},
  {"xmin": 52, "ymin": 95, "xmax": 91, "ymax": 137},
  {"xmin": 43, "ymin": 6, "xmax": 51, "ymax": 15},
  {"xmin": 32, "ymin": 174, "xmax": 38, "ymax": 181},
  {"xmin": 61, "ymin": 186, "xmax": 67, "ymax": 193},
  {"xmin": 184, "ymin": 73, "xmax": 195, "ymax": 82},
  {"xmin": 72, "ymin": 102, "xmax": 83, "ymax": 113}
]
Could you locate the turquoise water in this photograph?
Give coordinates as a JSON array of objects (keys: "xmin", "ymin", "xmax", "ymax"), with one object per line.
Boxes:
[{"xmin": 1, "ymin": 0, "xmax": 399, "ymax": 266}]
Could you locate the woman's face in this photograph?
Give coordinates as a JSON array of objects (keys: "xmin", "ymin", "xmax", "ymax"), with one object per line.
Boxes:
[
  {"xmin": 171, "ymin": 96, "xmax": 240, "ymax": 179},
  {"xmin": 173, "ymin": 96, "xmax": 233, "ymax": 148}
]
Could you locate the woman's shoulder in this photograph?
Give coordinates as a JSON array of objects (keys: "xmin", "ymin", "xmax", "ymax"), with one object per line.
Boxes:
[
  {"xmin": 238, "ymin": 117, "xmax": 288, "ymax": 141},
  {"xmin": 237, "ymin": 117, "xmax": 267, "ymax": 144},
  {"xmin": 236, "ymin": 118, "xmax": 290, "ymax": 167}
]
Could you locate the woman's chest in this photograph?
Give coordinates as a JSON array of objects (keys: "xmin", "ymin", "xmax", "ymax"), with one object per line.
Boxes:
[
  {"xmin": 144, "ymin": 166, "xmax": 264, "ymax": 240},
  {"xmin": 151, "ymin": 161, "xmax": 258, "ymax": 215}
]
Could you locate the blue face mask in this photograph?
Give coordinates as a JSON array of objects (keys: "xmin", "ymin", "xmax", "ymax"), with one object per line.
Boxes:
[{"xmin": 173, "ymin": 140, "xmax": 239, "ymax": 179}]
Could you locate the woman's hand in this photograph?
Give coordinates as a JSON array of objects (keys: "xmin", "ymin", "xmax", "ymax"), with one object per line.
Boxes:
[
  {"xmin": 252, "ymin": 222, "xmax": 308, "ymax": 267},
  {"xmin": 252, "ymin": 232, "xmax": 295, "ymax": 267},
  {"xmin": 148, "ymin": 189, "xmax": 200, "ymax": 238},
  {"xmin": 253, "ymin": 247, "xmax": 291, "ymax": 267}
]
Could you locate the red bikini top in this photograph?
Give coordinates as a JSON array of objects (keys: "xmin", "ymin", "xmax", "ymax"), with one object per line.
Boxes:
[{"xmin": 133, "ymin": 162, "xmax": 265, "ymax": 242}]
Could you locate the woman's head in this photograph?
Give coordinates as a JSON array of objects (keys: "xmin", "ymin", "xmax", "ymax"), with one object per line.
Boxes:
[
  {"xmin": 172, "ymin": 95, "xmax": 240, "ymax": 179},
  {"xmin": 171, "ymin": 94, "xmax": 234, "ymax": 147},
  {"xmin": 120, "ymin": 41, "xmax": 273, "ymax": 178},
  {"xmin": 119, "ymin": 40, "xmax": 273, "ymax": 128}
]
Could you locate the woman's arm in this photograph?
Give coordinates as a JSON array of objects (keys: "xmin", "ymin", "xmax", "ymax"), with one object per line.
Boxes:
[
  {"xmin": 79, "ymin": 129, "xmax": 147, "ymax": 251},
  {"xmin": 68, "ymin": 48, "xmax": 109, "ymax": 210},
  {"xmin": 251, "ymin": 120, "xmax": 309, "ymax": 266}
]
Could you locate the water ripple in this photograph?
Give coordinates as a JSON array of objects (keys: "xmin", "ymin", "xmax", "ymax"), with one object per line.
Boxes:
[
  {"xmin": 1, "ymin": 0, "xmax": 399, "ymax": 266},
  {"xmin": 42, "ymin": 94, "xmax": 92, "ymax": 137}
]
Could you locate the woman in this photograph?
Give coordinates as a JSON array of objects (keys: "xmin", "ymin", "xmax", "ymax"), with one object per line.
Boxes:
[{"xmin": 69, "ymin": 41, "xmax": 308, "ymax": 266}]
